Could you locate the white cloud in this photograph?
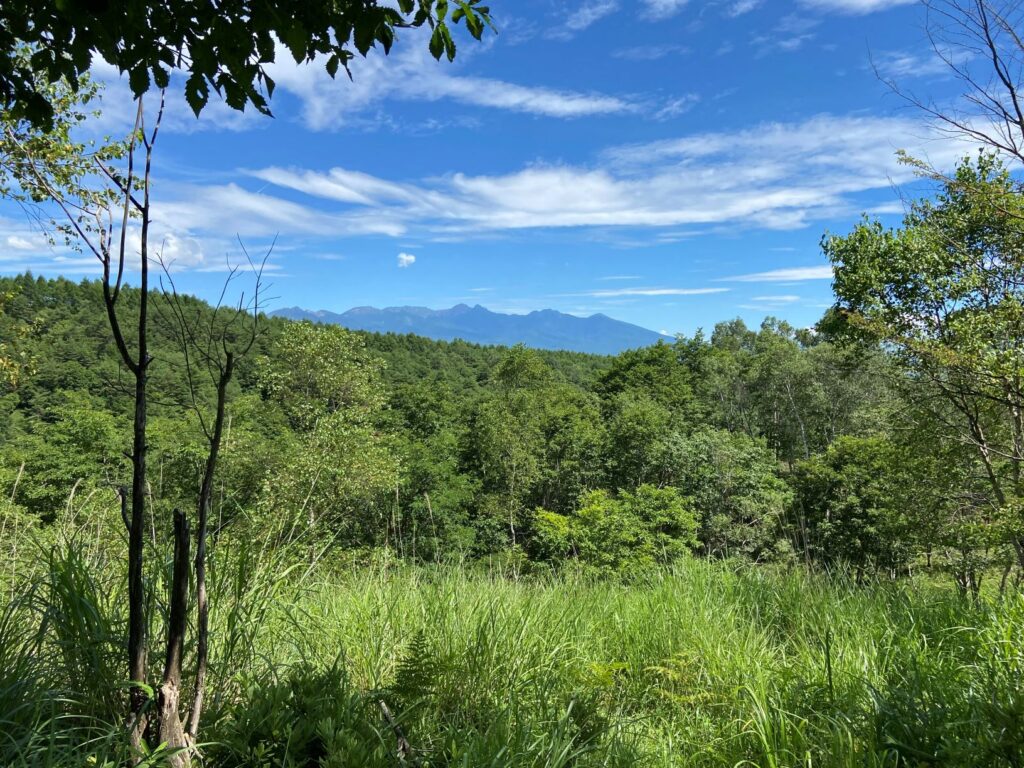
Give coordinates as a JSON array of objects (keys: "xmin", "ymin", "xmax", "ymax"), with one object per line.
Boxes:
[
  {"xmin": 397, "ymin": 252, "xmax": 416, "ymax": 268},
  {"xmin": 88, "ymin": 38, "xmax": 636, "ymax": 135},
  {"xmin": 643, "ymin": 0, "xmax": 690, "ymax": 18},
  {"xmin": 240, "ymin": 115, "xmax": 963, "ymax": 250},
  {"xmin": 751, "ymin": 15, "xmax": 820, "ymax": 55},
  {"xmin": 247, "ymin": 113, "xmax": 973, "ymax": 238},
  {"xmin": 728, "ymin": 0, "xmax": 763, "ymax": 16},
  {"xmin": 0, "ymin": 215, "xmax": 214, "ymax": 275},
  {"xmin": 430, "ymin": 75, "xmax": 631, "ymax": 118},
  {"xmin": 262, "ymin": 40, "xmax": 632, "ymax": 129},
  {"xmin": 799, "ymin": 0, "xmax": 915, "ymax": 13},
  {"xmin": 581, "ymin": 287, "xmax": 729, "ymax": 297},
  {"xmin": 654, "ymin": 94, "xmax": 701, "ymax": 120},
  {"xmin": 613, "ymin": 44, "xmax": 689, "ymax": 61},
  {"xmin": 724, "ymin": 266, "xmax": 833, "ymax": 282},
  {"xmin": 565, "ymin": 0, "xmax": 619, "ymax": 32},
  {"xmin": 126, "ymin": 229, "xmax": 207, "ymax": 270},
  {"xmin": 0, "ymin": 220, "xmax": 55, "ymax": 267},
  {"xmin": 870, "ymin": 48, "xmax": 970, "ymax": 80},
  {"xmin": 751, "ymin": 294, "xmax": 801, "ymax": 302},
  {"xmin": 157, "ymin": 183, "xmax": 406, "ymax": 238},
  {"xmin": 5, "ymin": 235, "xmax": 36, "ymax": 251}
]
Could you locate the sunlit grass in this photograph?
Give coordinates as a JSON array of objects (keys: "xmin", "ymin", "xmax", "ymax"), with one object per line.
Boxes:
[{"xmin": 2, "ymin": 531, "xmax": 1022, "ymax": 766}]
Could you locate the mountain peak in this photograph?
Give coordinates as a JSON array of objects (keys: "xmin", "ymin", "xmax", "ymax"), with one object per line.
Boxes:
[{"xmin": 270, "ymin": 303, "xmax": 665, "ymax": 355}]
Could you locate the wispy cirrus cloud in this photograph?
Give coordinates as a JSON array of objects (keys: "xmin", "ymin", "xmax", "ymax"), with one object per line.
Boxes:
[
  {"xmin": 613, "ymin": 44, "xmax": 689, "ymax": 61},
  {"xmin": 263, "ymin": 42, "xmax": 635, "ymax": 128},
  {"xmin": 727, "ymin": 0, "xmax": 763, "ymax": 16},
  {"xmin": 751, "ymin": 14, "xmax": 820, "ymax": 55},
  {"xmin": 91, "ymin": 38, "xmax": 638, "ymax": 134},
  {"xmin": 580, "ymin": 287, "xmax": 729, "ymax": 297},
  {"xmin": 157, "ymin": 183, "xmax": 405, "ymax": 238},
  {"xmin": 870, "ymin": 47, "xmax": 971, "ymax": 80},
  {"xmin": 549, "ymin": 0, "xmax": 619, "ymax": 38},
  {"xmin": 239, "ymin": 113, "xmax": 971, "ymax": 241},
  {"xmin": 722, "ymin": 266, "xmax": 834, "ymax": 282},
  {"xmin": 799, "ymin": 0, "xmax": 915, "ymax": 13}
]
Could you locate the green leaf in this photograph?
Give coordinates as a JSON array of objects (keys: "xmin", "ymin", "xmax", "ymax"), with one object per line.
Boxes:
[
  {"xmin": 464, "ymin": 11, "xmax": 483, "ymax": 39},
  {"xmin": 442, "ymin": 25, "xmax": 456, "ymax": 61},
  {"xmin": 221, "ymin": 77, "xmax": 246, "ymax": 110},
  {"xmin": 153, "ymin": 65, "xmax": 170, "ymax": 89},
  {"xmin": 256, "ymin": 31, "xmax": 276, "ymax": 63},
  {"xmin": 128, "ymin": 66, "xmax": 150, "ymax": 96},
  {"xmin": 379, "ymin": 25, "xmax": 395, "ymax": 55},
  {"xmin": 353, "ymin": 21, "xmax": 375, "ymax": 56},
  {"xmin": 283, "ymin": 23, "xmax": 308, "ymax": 63},
  {"xmin": 184, "ymin": 72, "xmax": 209, "ymax": 116},
  {"xmin": 429, "ymin": 26, "xmax": 445, "ymax": 60}
]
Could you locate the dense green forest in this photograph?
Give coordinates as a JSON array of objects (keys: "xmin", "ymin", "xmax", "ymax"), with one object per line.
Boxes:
[{"xmin": 0, "ymin": 268, "xmax": 1003, "ymax": 587}]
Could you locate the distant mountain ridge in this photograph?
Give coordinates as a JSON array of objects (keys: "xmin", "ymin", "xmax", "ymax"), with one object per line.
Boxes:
[{"xmin": 270, "ymin": 303, "xmax": 668, "ymax": 354}]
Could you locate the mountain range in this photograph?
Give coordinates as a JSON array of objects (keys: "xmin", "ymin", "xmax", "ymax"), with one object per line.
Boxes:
[{"xmin": 270, "ymin": 304, "xmax": 668, "ymax": 355}]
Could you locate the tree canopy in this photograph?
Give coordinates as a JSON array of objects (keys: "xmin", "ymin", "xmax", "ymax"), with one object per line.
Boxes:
[{"xmin": 0, "ymin": 0, "xmax": 494, "ymax": 128}]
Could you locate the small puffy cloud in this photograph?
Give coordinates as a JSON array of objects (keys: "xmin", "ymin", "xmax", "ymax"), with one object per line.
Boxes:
[
  {"xmin": 397, "ymin": 252, "xmax": 417, "ymax": 268},
  {"xmin": 643, "ymin": 0, "xmax": 690, "ymax": 19},
  {"xmin": 5, "ymin": 235, "xmax": 36, "ymax": 250}
]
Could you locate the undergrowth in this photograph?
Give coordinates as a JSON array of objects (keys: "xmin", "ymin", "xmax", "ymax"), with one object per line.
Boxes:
[{"xmin": 1, "ymin": 526, "xmax": 1022, "ymax": 767}]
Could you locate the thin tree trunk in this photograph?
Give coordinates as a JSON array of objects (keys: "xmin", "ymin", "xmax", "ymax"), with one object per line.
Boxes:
[
  {"xmin": 156, "ymin": 510, "xmax": 191, "ymax": 767},
  {"xmin": 9, "ymin": 461, "xmax": 23, "ymax": 502},
  {"xmin": 186, "ymin": 355, "xmax": 233, "ymax": 739},
  {"xmin": 127, "ymin": 197, "xmax": 151, "ymax": 753}
]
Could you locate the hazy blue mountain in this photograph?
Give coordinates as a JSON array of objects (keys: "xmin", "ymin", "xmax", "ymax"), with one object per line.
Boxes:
[{"xmin": 271, "ymin": 304, "xmax": 669, "ymax": 354}]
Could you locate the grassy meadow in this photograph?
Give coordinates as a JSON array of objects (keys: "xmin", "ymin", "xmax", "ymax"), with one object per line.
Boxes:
[{"xmin": 2, "ymin": 523, "xmax": 1022, "ymax": 768}]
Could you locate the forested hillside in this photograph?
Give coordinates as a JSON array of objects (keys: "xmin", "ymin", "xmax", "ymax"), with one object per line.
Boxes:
[{"xmin": 2, "ymin": 268, "xmax": 1012, "ymax": 589}]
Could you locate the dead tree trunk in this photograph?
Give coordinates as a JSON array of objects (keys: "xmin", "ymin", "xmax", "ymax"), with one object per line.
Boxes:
[
  {"xmin": 186, "ymin": 353, "xmax": 233, "ymax": 739},
  {"xmin": 158, "ymin": 241, "xmax": 268, "ymax": 743},
  {"xmin": 156, "ymin": 509, "xmax": 191, "ymax": 767}
]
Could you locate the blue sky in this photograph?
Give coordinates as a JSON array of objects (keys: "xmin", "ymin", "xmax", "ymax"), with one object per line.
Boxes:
[{"xmin": 0, "ymin": 0, "xmax": 978, "ymax": 335}]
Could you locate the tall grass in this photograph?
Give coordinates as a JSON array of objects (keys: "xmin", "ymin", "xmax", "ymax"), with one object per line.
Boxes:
[{"xmin": 2, "ymin": 528, "xmax": 1022, "ymax": 767}]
